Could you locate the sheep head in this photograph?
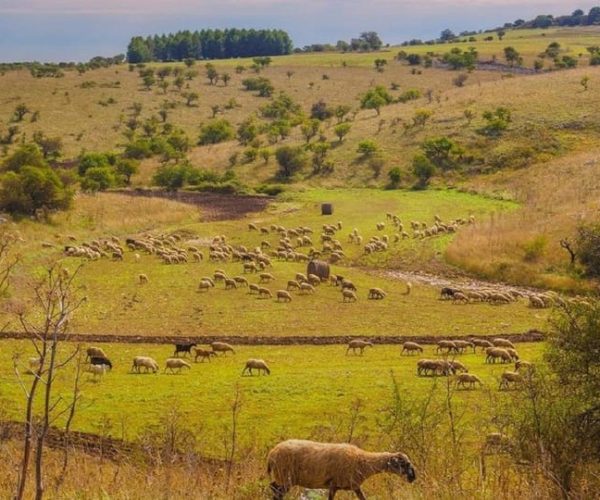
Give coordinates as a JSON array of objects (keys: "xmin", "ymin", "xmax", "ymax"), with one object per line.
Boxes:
[{"xmin": 386, "ymin": 453, "xmax": 416, "ymax": 483}]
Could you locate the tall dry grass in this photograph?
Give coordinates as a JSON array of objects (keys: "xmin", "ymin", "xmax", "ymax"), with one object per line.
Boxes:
[{"xmin": 447, "ymin": 150, "xmax": 600, "ymax": 291}]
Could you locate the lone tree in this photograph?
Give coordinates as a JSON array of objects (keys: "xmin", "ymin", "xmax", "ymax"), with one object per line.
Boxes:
[
  {"xmin": 206, "ymin": 63, "xmax": 219, "ymax": 85},
  {"xmin": 360, "ymin": 86, "xmax": 393, "ymax": 116},
  {"xmin": 13, "ymin": 263, "xmax": 86, "ymax": 500},
  {"xmin": 504, "ymin": 46, "xmax": 522, "ymax": 66},
  {"xmin": 275, "ymin": 145, "xmax": 307, "ymax": 178},
  {"xmin": 13, "ymin": 104, "xmax": 30, "ymax": 122}
]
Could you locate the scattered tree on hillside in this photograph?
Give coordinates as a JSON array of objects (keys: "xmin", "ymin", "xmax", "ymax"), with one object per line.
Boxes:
[
  {"xmin": 13, "ymin": 104, "xmax": 30, "ymax": 122},
  {"xmin": 575, "ymin": 224, "xmax": 600, "ymax": 276},
  {"xmin": 275, "ymin": 146, "xmax": 307, "ymax": 178},
  {"xmin": 206, "ymin": 64, "xmax": 219, "ymax": 85},
  {"xmin": 504, "ymin": 46, "xmax": 523, "ymax": 66},
  {"xmin": 221, "ymin": 73, "xmax": 231, "ymax": 86},
  {"xmin": 334, "ymin": 123, "xmax": 351, "ymax": 142},
  {"xmin": 198, "ymin": 119, "xmax": 234, "ymax": 145},
  {"xmin": 479, "ymin": 107, "xmax": 512, "ymax": 136},
  {"xmin": 374, "ymin": 59, "xmax": 387, "ymax": 72},
  {"xmin": 184, "ymin": 92, "xmax": 199, "ymax": 107},
  {"xmin": 360, "ymin": 86, "xmax": 393, "ymax": 116},
  {"xmin": 412, "ymin": 154, "xmax": 436, "ymax": 189}
]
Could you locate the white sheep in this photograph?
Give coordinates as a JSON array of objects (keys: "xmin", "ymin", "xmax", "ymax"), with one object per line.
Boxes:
[
  {"xmin": 242, "ymin": 358, "xmax": 271, "ymax": 376},
  {"xmin": 401, "ymin": 342, "xmax": 423, "ymax": 355},
  {"xmin": 267, "ymin": 439, "xmax": 415, "ymax": 499},
  {"xmin": 342, "ymin": 289, "xmax": 357, "ymax": 302},
  {"xmin": 86, "ymin": 363, "xmax": 107, "ymax": 380},
  {"xmin": 499, "ymin": 371, "xmax": 522, "ymax": 390},
  {"xmin": 346, "ymin": 340, "xmax": 373, "ymax": 355},
  {"xmin": 276, "ymin": 290, "xmax": 292, "ymax": 302},
  {"xmin": 131, "ymin": 356, "xmax": 159, "ymax": 373},
  {"xmin": 456, "ymin": 373, "xmax": 482, "ymax": 389},
  {"xmin": 211, "ymin": 341, "xmax": 235, "ymax": 355},
  {"xmin": 164, "ymin": 358, "xmax": 191, "ymax": 374}
]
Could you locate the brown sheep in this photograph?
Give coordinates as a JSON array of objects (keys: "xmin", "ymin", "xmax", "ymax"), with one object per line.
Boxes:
[
  {"xmin": 492, "ymin": 338, "xmax": 515, "ymax": 349},
  {"xmin": 267, "ymin": 439, "xmax": 415, "ymax": 500},
  {"xmin": 194, "ymin": 348, "xmax": 216, "ymax": 363},
  {"xmin": 276, "ymin": 290, "xmax": 292, "ymax": 302},
  {"xmin": 258, "ymin": 287, "xmax": 273, "ymax": 299},
  {"xmin": 211, "ymin": 342, "xmax": 235, "ymax": 355},
  {"xmin": 485, "ymin": 347, "xmax": 512, "ymax": 364},
  {"xmin": 499, "ymin": 371, "xmax": 523, "ymax": 390},
  {"xmin": 456, "ymin": 373, "xmax": 482, "ymax": 389},
  {"xmin": 242, "ymin": 358, "xmax": 270, "ymax": 376},
  {"xmin": 436, "ymin": 340, "xmax": 458, "ymax": 354},
  {"xmin": 342, "ymin": 289, "xmax": 357, "ymax": 302}
]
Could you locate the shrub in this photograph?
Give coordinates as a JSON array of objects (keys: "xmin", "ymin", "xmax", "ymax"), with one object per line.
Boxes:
[
  {"xmin": 310, "ymin": 100, "xmax": 333, "ymax": 121},
  {"xmin": 388, "ymin": 167, "xmax": 402, "ymax": 187},
  {"xmin": 576, "ymin": 224, "xmax": 600, "ymax": 277},
  {"xmin": 406, "ymin": 54, "xmax": 422, "ymax": 65},
  {"xmin": 421, "ymin": 136, "xmax": 463, "ymax": 170},
  {"xmin": 78, "ymin": 152, "xmax": 115, "ymax": 176},
  {"xmin": 81, "ymin": 166, "xmax": 116, "ymax": 192},
  {"xmin": 198, "ymin": 119, "xmax": 234, "ymax": 145},
  {"xmin": 479, "ymin": 107, "xmax": 512, "ymax": 137},
  {"xmin": 411, "ymin": 154, "xmax": 436, "ymax": 189},
  {"xmin": 260, "ymin": 92, "xmax": 301, "ymax": 120},
  {"xmin": 523, "ymin": 235, "xmax": 547, "ymax": 262},
  {"xmin": 334, "ymin": 123, "xmax": 351, "ymax": 142},
  {"xmin": 275, "ymin": 146, "xmax": 307, "ymax": 179},
  {"xmin": 241, "ymin": 77, "xmax": 274, "ymax": 97},
  {"xmin": 357, "ymin": 140, "xmax": 378, "ymax": 157},
  {"xmin": 442, "ymin": 47, "xmax": 478, "ymax": 70},
  {"xmin": 237, "ymin": 117, "xmax": 259, "ymax": 145},
  {"xmin": 256, "ymin": 184, "xmax": 285, "ymax": 196},
  {"xmin": 397, "ymin": 88, "xmax": 421, "ymax": 103},
  {"xmin": 360, "ymin": 86, "xmax": 393, "ymax": 115}
]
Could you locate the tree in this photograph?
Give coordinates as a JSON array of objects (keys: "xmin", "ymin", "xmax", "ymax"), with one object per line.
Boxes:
[
  {"xmin": 157, "ymin": 66, "xmax": 172, "ymax": 80},
  {"xmin": 3, "ymin": 143, "xmax": 46, "ymax": 172},
  {"xmin": 359, "ymin": 32, "xmax": 383, "ymax": 50},
  {"xmin": 479, "ymin": 107, "xmax": 512, "ymax": 137},
  {"xmin": 81, "ymin": 166, "xmax": 116, "ymax": 192},
  {"xmin": 412, "ymin": 154, "xmax": 436, "ymax": 189},
  {"xmin": 576, "ymin": 223, "xmax": 600, "ymax": 276},
  {"xmin": 497, "ymin": 29, "xmax": 506, "ymax": 40},
  {"xmin": 388, "ymin": 166, "xmax": 402, "ymax": 188},
  {"xmin": 581, "ymin": 75, "xmax": 590, "ymax": 91},
  {"xmin": 206, "ymin": 63, "xmax": 219, "ymax": 85},
  {"xmin": 184, "ymin": 58, "xmax": 195, "ymax": 67},
  {"xmin": 360, "ymin": 86, "xmax": 393, "ymax": 116},
  {"xmin": 159, "ymin": 80, "xmax": 169, "ymax": 94},
  {"xmin": 32, "ymin": 132, "xmax": 62, "ymax": 162},
  {"xmin": 210, "ymin": 104, "xmax": 221, "ymax": 118},
  {"xmin": 198, "ymin": 119, "xmax": 234, "ymax": 145},
  {"xmin": 412, "ymin": 109, "xmax": 433, "ymax": 128},
  {"xmin": 142, "ymin": 74, "xmax": 155, "ymax": 90},
  {"xmin": 334, "ymin": 104, "xmax": 352, "ymax": 123},
  {"xmin": 310, "ymin": 141, "xmax": 330, "ymax": 174},
  {"xmin": 275, "ymin": 146, "xmax": 307, "ymax": 178},
  {"xmin": 406, "ymin": 53, "xmax": 422, "ymax": 65},
  {"xmin": 310, "ymin": 100, "xmax": 333, "ymax": 121},
  {"xmin": 301, "ymin": 119, "xmax": 321, "ymax": 143},
  {"xmin": 174, "ymin": 76, "xmax": 185, "ymax": 91},
  {"xmin": 533, "ymin": 14, "xmax": 553, "ymax": 28},
  {"xmin": 221, "ymin": 73, "xmax": 231, "ymax": 86},
  {"xmin": 13, "ymin": 264, "xmax": 85, "ymax": 500},
  {"xmin": 504, "ymin": 46, "xmax": 522, "ymax": 66},
  {"xmin": 440, "ymin": 29, "xmax": 456, "ymax": 42},
  {"xmin": 590, "ymin": 6, "xmax": 600, "ymax": 24},
  {"xmin": 184, "ymin": 91, "xmax": 199, "ymax": 107},
  {"xmin": 237, "ymin": 117, "xmax": 259, "ymax": 145},
  {"xmin": 334, "ymin": 123, "xmax": 351, "ymax": 142},
  {"xmin": 357, "ymin": 139, "xmax": 378, "ymax": 157},
  {"xmin": 115, "ymin": 158, "xmax": 139, "ymax": 185},
  {"xmin": 421, "ymin": 136, "xmax": 462, "ymax": 170}
]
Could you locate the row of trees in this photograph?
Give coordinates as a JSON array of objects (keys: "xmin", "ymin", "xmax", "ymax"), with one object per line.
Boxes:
[
  {"xmin": 505, "ymin": 7, "xmax": 600, "ymax": 29},
  {"xmin": 127, "ymin": 29, "xmax": 293, "ymax": 63}
]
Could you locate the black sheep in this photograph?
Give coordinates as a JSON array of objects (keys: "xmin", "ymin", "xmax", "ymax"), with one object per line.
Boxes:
[
  {"xmin": 90, "ymin": 356, "xmax": 112, "ymax": 370},
  {"xmin": 173, "ymin": 343, "xmax": 196, "ymax": 357}
]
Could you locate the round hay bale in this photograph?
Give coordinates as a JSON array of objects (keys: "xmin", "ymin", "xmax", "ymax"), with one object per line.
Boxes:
[
  {"xmin": 307, "ymin": 260, "xmax": 330, "ymax": 280},
  {"xmin": 321, "ymin": 203, "xmax": 333, "ymax": 215}
]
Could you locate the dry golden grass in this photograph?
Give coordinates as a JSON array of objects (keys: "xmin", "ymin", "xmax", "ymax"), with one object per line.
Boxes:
[{"xmin": 447, "ymin": 149, "xmax": 600, "ymax": 291}]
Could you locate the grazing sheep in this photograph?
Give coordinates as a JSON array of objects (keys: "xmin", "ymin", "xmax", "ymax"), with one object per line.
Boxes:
[
  {"xmin": 342, "ymin": 289, "xmax": 357, "ymax": 302},
  {"xmin": 499, "ymin": 371, "xmax": 523, "ymax": 390},
  {"xmin": 401, "ymin": 342, "xmax": 423, "ymax": 355},
  {"xmin": 86, "ymin": 346, "xmax": 107, "ymax": 361},
  {"xmin": 456, "ymin": 373, "xmax": 482, "ymax": 389},
  {"xmin": 138, "ymin": 273, "xmax": 149, "ymax": 285},
  {"xmin": 287, "ymin": 280, "xmax": 300, "ymax": 291},
  {"xmin": 249, "ymin": 283, "xmax": 260, "ymax": 294},
  {"xmin": 453, "ymin": 340, "xmax": 474, "ymax": 354},
  {"xmin": 405, "ymin": 282, "xmax": 412, "ymax": 295},
  {"xmin": 276, "ymin": 290, "xmax": 292, "ymax": 302},
  {"xmin": 225, "ymin": 278, "xmax": 237, "ymax": 290},
  {"xmin": 198, "ymin": 280, "xmax": 212, "ymax": 292},
  {"xmin": 131, "ymin": 356, "xmax": 159, "ymax": 373},
  {"xmin": 89, "ymin": 356, "xmax": 113, "ymax": 371},
  {"xmin": 471, "ymin": 338, "xmax": 493, "ymax": 351},
  {"xmin": 194, "ymin": 348, "xmax": 216, "ymax": 363},
  {"xmin": 258, "ymin": 287, "xmax": 273, "ymax": 299},
  {"xmin": 341, "ymin": 279, "xmax": 357, "ymax": 291},
  {"xmin": 492, "ymin": 338, "xmax": 515, "ymax": 349},
  {"xmin": 440, "ymin": 287, "xmax": 459, "ymax": 300},
  {"xmin": 485, "ymin": 347, "xmax": 512, "ymax": 364},
  {"xmin": 346, "ymin": 340, "xmax": 373, "ymax": 356},
  {"xmin": 28, "ymin": 357, "xmax": 41, "ymax": 372},
  {"xmin": 267, "ymin": 439, "xmax": 415, "ymax": 500},
  {"xmin": 211, "ymin": 341, "xmax": 235, "ymax": 355},
  {"xmin": 242, "ymin": 358, "xmax": 271, "ymax": 376},
  {"xmin": 307, "ymin": 274, "xmax": 321, "ymax": 286},
  {"xmin": 86, "ymin": 363, "xmax": 107, "ymax": 380},
  {"xmin": 248, "ymin": 223, "xmax": 258, "ymax": 231},
  {"xmin": 505, "ymin": 348, "xmax": 519, "ymax": 361},
  {"xmin": 173, "ymin": 343, "xmax": 196, "ymax": 357},
  {"xmin": 515, "ymin": 360, "xmax": 534, "ymax": 372},
  {"xmin": 436, "ymin": 340, "xmax": 458, "ymax": 354},
  {"xmin": 164, "ymin": 358, "xmax": 191, "ymax": 374},
  {"xmin": 233, "ymin": 276, "xmax": 249, "ymax": 287},
  {"xmin": 452, "ymin": 292, "xmax": 469, "ymax": 304},
  {"xmin": 299, "ymin": 282, "xmax": 315, "ymax": 294},
  {"xmin": 529, "ymin": 295, "xmax": 546, "ymax": 309},
  {"xmin": 260, "ymin": 272, "xmax": 275, "ymax": 283},
  {"xmin": 367, "ymin": 288, "xmax": 386, "ymax": 300},
  {"xmin": 448, "ymin": 360, "xmax": 468, "ymax": 373},
  {"xmin": 417, "ymin": 359, "xmax": 454, "ymax": 376}
]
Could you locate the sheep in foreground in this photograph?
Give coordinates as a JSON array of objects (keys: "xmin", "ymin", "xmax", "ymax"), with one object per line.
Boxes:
[
  {"xmin": 89, "ymin": 356, "xmax": 112, "ymax": 370},
  {"xmin": 138, "ymin": 273, "xmax": 149, "ymax": 285},
  {"xmin": 515, "ymin": 360, "xmax": 534, "ymax": 372},
  {"xmin": 456, "ymin": 373, "xmax": 482, "ymax": 389},
  {"xmin": 401, "ymin": 342, "xmax": 423, "ymax": 355},
  {"xmin": 173, "ymin": 343, "xmax": 196, "ymax": 357},
  {"xmin": 342, "ymin": 289, "xmax": 357, "ymax": 302},
  {"xmin": 436, "ymin": 340, "xmax": 458, "ymax": 354},
  {"xmin": 367, "ymin": 288, "xmax": 386, "ymax": 300},
  {"xmin": 131, "ymin": 356, "xmax": 159, "ymax": 373},
  {"xmin": 28, "ymin": 357, "xmax": 41, "ymax": 374},
  {"xmin": 485, "ymin": 347, "xmax": 512, "ymax": 364},
  {"xmin": 211, "ymin": 341, "xmax": 235, "ymax": 355},
  {"xmin": 267, "ymin": 439, "xmax": 415, "ymax": 500},
  {"xmin": 242, "ymin": 358, "xmax": 271, "ymax": 376},
  {"xmin": 346, "ymin": 340, "xmax": 373, "ymax": 356},
  {"xmin": 164, "ymin": 358, "xmax": 191, "ymax": 374},
  {"xmin": 448, "ymin": 360, "xmax": 468, "ymax": 373}
]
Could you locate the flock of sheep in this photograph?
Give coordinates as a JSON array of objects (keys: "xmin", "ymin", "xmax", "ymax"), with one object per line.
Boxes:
[{"xmin": 347, "ymin": 337, "xmax": 533, "ymax": 391}]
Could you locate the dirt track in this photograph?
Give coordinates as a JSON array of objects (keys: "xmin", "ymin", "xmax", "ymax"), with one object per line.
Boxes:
[{"xmin": 0, "ymin": 330, "xmax": 545, "ymax": 346}]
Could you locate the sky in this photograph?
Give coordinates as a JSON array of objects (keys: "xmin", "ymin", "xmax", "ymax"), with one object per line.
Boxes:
[{"xmin": 0, "ymin": 0, "xmax": 597, "ymax": 62}]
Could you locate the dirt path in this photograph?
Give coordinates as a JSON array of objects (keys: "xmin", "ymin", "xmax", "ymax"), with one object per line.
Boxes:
[
  {"xmin": 113, "ymin": 189, "xmax": 272, "ymax": 221},
  {"xmin": 0, "ymin": 330, "xmax": 545, "ymax": 346}
]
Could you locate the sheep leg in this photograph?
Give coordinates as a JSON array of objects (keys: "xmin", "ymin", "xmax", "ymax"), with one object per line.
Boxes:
[
  {"xmin": 353, "ymin": 488, "xmax": 367, "ymax": 500},
  {"xmin": 328, "ymin": 487, "xmax": 338, "ymax": 499},
  {"xmin": 269, "ymin": 482, "xmax": 287, "ymax": 500}
]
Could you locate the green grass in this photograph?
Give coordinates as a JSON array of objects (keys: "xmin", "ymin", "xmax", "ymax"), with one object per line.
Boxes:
[
  {"xmin": 4, "ymin": 189, "xmax": 544, "ymax": 337},
  {"xmin": 0, "ymin": 339, "xmax": 544, "ymax": 458}
]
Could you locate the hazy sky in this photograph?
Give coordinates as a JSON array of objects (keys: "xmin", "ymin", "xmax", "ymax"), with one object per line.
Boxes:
[{"xmin": 0, "ymin": 0, "xmax": 597, "ymax": 62}]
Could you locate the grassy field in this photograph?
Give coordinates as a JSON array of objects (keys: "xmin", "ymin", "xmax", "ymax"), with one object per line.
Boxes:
[
  {"xmin": 2, "ymin": 189, "xmax": 548, "ymax": 337},
  {"xmin": 0, "ymin": 339, "xmax": 545, "ymax": 456}
]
